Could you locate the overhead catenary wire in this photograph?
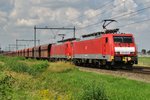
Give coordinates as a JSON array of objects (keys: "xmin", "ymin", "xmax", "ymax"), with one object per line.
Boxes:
[
  {"xmin": 118, "ymin": 18, "xmax": 150, "ymax": 28},
  {"xmin": 77, "ymin": 21, "xmax": 102, "ymax": 30},
  {"xmin": 116, "ymin": 1, "xmax": 150, "ymax": 21},
  {"xmin": 76, "ymin": 0, "xmax": 129, "ymax": 30},
  {"xmin": 111, "ymin": 6, "xmax": 150, "ymax": 20},
  {"xmin": 63, "ymin": 0, "xmax": 114, "ymax": 28},
  {"xmin": 77, "ymin": 3, "xmax": 150, "ymax": 30},
  {"xmin": 68, "ymin": 0, "xmax": 114, "ymax": 22},
  {"xmin": 41, "ymin": 2, "xmax": 113, "ymax": 40}
]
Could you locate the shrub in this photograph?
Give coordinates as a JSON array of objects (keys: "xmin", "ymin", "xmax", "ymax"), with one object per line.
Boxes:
[
  {"xmin": 29, "ymin": 61, "xmax": 49, "ymax": 76},
  {"xmin": 5, "ymin": 59, "xmax": 28, "ymax": 73},
  {"xmin": 77, "ymin": 82, "xmax": 108, "ymax": 100},
  {"xmin": 11, "ymin": 62, "xmax": 28, "ymax": 73},
  {"xmin": 48, "ymin": 62, "xmax": 75, "ymax": 73},
  {"xmin": 0, "ymin": 72, "xmax": 15, "ymax": 100},
  {"xmin": 0, "ymin": 56, "xmax": 49, "ymax": 76},
  {"xmin": 0, "ymin": 61, "xmax": 5, "ymax": 71}
]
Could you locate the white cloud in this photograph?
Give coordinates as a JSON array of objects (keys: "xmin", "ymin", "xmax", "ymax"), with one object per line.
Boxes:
[
  {"xmin": 17, "ymin": 19, "xmax": 36, "ymax": 26},
  {"xmin": 84, "ymin": 9, "xmax": 100, "ymax": 18},
  {"xmin": 65, "ymin": 8, "xmax": 80, "ymax": 20},
  {"xmin": 112, "ymin": 0, "xmax": 138, "ymax": 17},
  {"xmin": 0, "ymin": 11, "xmax": 8, "ymax": 29},
  {"xmin": 58, "ymin": 0, "xmax": 81, "ymax": 3}
]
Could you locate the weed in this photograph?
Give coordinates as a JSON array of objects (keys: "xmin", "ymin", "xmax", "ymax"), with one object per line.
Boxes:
[
  {"xmin": 0, "ymin": 72, "xmax": 15, "ymax": 100},
  {"xmin": 7, "ymin": 61, "xmax": 28, "ymax": 73},
  {"xmin": 75, "ymin": 82, "xmax": 108, "ymax": 100},
  {"xmin": 48, "ymin": 61, "xmax": 76, "ymax": 73},
  {"xmin": 137, "ymin": 57, "xmax": 150, "ymax": 66},
  {"xmin": 0, "ymin": 56, "xmax": 49, "ymax": 76},
  {"xmin": 29, "ymin": 61, "xmax": 49, "ymax": 76}
]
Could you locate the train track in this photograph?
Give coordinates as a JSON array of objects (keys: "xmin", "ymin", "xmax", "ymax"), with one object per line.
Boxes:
[
  {"xmin": 79, "ymin": 66, "xmax": 150, "ymax": 75},
  {"xmin": 120, "ymin": 66, "xmax": 150, "ymax": 75},
  {"xmin": 79, "ymin": 66, "xmax": 150, "ymax": 83}
]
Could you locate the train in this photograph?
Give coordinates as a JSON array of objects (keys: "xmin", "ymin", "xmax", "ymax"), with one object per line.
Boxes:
[{"xmin": 3, "ymin": 20, "xmax": 138, "ymax": 69}]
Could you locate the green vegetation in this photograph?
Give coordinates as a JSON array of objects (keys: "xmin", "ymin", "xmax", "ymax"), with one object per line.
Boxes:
[
  {"xmin": 0, "ymin": 56, "xmax": 48, "ymax": 76},
  {"xmin": 0, "ymin": 72, "xmax": 14, "ymax": 100},
  {"xmin": 137, "ymin": 57, "xmax": 150, "ymax": 67},
  {"xmin": 0, "ymin": 56, "xmax": 150, "ymax": 100}
]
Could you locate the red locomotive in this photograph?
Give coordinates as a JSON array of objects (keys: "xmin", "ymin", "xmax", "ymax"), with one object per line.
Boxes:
[
  {"xmin": 3, "ymin": 20, "xmax": 138, "ymax": 69},
  {"xmin": 72, "ymin": 32, "xmax": 137, "ymax": 69}
]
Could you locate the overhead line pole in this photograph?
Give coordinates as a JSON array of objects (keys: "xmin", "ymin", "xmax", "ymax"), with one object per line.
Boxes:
[
  {"xmin": 16, "ymin": 39, "xmax": 40, "ymax": 51},
  {"xmin": 34, "ymin": 26, "xmax": 36, "ymax": 50},
  {"xmin": 34, "ymin": 26, "xmax": 76, "ymax": 39},
  {"xmin": 9, "ymin": 44, "xmax": 26, "ymax": 51},
  {"xmin": 73, "ymin": 26, "xmax": 76, "ymax": 38},
  {"xmin": 0, "ymin": 44, "xmax": 1, "ymax": 54},
  {"xmin": 34, "ymin": 26, "xmax": 76, "ymax": 58}
]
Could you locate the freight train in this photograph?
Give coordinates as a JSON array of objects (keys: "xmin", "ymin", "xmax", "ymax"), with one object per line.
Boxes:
[{"xmin": 3, "ymin": 20, "xmax": 138, "ymax": 69}]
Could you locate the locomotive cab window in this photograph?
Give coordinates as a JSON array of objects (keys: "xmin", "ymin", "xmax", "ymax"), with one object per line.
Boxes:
[
  {"xmin": 123, "ymin": 37, "xmax": 133, "ymax": 43},
  {"xmin": 114, "ymin": 36, "xmax": 133, "ymax": 43},
  {"xmin": 114, "ymin": 36, "xmax": 122, "ymax": 43}
]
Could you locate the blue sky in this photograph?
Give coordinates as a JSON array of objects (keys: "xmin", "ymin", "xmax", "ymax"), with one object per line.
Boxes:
[{"xmin": 0, "ymin": 0, "xmax": 150, "ymax": 51}]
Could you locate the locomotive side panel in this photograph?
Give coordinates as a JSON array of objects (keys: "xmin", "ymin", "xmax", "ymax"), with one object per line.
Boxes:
[
  {"xmin": 51, "ymin": 43, "xmax": 66, "ymax": 59},
  {"xmin": 50, "ymin": 41, "xmax": 74, "ymax": 60},
  {"xmin": 65, "ymin": 42, "xmax": 73, "ymax": 59},
  {"xmin": 73, "ymin": 38, "xmax": 109, "ymax": 60}
]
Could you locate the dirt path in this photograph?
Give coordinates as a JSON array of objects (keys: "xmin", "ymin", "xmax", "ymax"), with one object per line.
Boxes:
[{"xmin": 79, "ymin": 67, "xmax": 150, "ymax": 83}]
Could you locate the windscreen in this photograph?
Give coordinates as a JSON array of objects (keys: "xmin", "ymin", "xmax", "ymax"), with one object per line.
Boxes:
[{"xmin": 114, "ymin": 36, "xmax": 133, "ymax": 43}]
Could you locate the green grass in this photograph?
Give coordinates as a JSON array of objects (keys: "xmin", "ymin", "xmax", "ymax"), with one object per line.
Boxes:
[
  {"xmin": 0, "ymin": 72, "xmax": 14, "ymax": 100},
  {"xmin": 0, "ymin": 56, "xmax": 48, "ymax": 76},
  {"xmin": 137, "ymin": 57, "xmax": 150, "ymax": 67},
  {"xmin": 0, "ymin": 56, "xmax": 150, "ymax": 100}
]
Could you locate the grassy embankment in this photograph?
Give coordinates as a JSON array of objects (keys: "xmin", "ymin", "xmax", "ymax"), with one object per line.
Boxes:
[
  {"xmin": 136, "ymin": 57, "xmax": 150, "ymax": 67},
  {"xmin": 0, "ymin": 56, "xmax": 150, "ymax": 100}
]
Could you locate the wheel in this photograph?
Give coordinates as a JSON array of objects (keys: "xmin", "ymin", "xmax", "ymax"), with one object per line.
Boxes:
[
  {"xmin": 105, "ymin": 65, "xmax": 112, "ymax": 70},
  {"xmin": 126, "ymin": 64, "xmax": 133, "ymax": 70},
  {"xmin": 105, "ymin": 62, "xmax": 114, "ymax": 70},
  {"xmin": 96, "ymin": 62, "xmax": 101, "ymax": 68}
]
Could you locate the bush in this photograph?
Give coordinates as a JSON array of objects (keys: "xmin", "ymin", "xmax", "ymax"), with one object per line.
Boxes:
[
  {"xmin": 0, "ymin": 72, "xmax": 15, "ymax": 100},
  {"xmin": 0, "ymin": 62, "xmax": 5, "ymax": 71},
  {"xmin": 28, "ymin": 61, "xmax": 49, "ymax": 76},
  {"xmin": 8, "ymin": 61, "xmax": 28, "ymax": 73},
  {"xmin": 48, "ymin": 62, "xmax": 75, "ymax": 73},
  {"xmin": 0, "ymin": 56, "xmax": 49, "ymax": 76},
  {"xmin": 77, "ymin": 82, "xmax": 108, "ymax": 100},
  {"xmin": 0, "ymin": 56, "xmax": 27, "ymax": 72}
]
